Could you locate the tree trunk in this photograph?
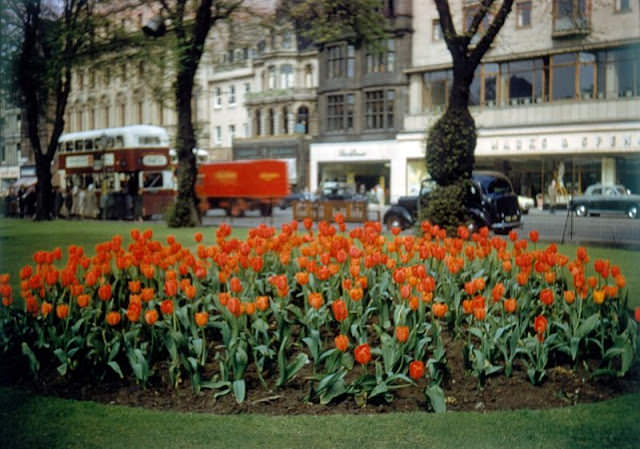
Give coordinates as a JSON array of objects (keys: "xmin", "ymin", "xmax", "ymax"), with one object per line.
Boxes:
[
  {"xmin": 34, "ymin": 155, "xmax": 53, "ymax": 220},
  {"xmin": 168, "ymin": 68, "xmax": 200, "ymax": 227}
]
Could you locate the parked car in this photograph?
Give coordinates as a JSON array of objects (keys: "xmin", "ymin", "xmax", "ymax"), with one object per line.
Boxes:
[
  {"xmin": 319, "ymin": 181, "xmax": 368, "ymax": 202},
  {"xmin": 278, "ymin": 192, "xmax": 318, "ymax": 209},
  {"xmin": 569, "ymin": 184, "xmax": 640, "ymax": 219},
  {"xmin": 383, "ymin": 171, "xmax": 522, "ymax": 234}
]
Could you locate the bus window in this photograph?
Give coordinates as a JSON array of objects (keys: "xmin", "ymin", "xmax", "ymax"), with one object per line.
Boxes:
[
  {"xmin": 143, "ymin": 172, "xmax": 164, "ymax": 189},
  {"xmin": 139, "ymin": 136, "xmax": 161, "ymax": 146},
  {"xmin": 115, "ymin": 135, "xmax": 124, "ymax": 147},
  {"xmin": 85, "ymin": 139, "xmax": 94, "ymax": 150},
  {"xmin": 65, "ymin": 142, "xmax": 73, "ymax": 152},
  {"xmin": 75, "ymin": 140, "xmax": 83, "ymax": 151}
]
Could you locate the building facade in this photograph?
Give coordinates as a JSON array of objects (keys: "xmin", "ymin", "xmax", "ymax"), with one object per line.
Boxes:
[
  {"xmin": 0, "ymin": 97, "xmax": 23, "ymax": 192},
  {"xmin": 401, "ymin": 0, "xmax": 640, "ymax": 204},
  {"xmin": 309, "ymin": 0, "xmax": 413, "ymax": 204}
]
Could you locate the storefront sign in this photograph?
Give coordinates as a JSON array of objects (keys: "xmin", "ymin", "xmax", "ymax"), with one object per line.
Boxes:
[
  {"xmin": 65, "ymin": 156, "xmax": 92, "ymax": 169},
  {"xmin": 479, "ymin": 130, "xmax": 640, "ymax": 157},
  {"xmin": 338, "ymin": 149, "xmax": 367, "ymax": 157},
  {"xmin": 142, "ymin": 154, "xmax": 168, "ymax": 167}
]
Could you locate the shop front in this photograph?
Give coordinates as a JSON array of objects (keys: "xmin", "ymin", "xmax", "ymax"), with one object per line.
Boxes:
[{"xmin": 310, "ymin": 139, "xmax": 423, "ymax": 204}]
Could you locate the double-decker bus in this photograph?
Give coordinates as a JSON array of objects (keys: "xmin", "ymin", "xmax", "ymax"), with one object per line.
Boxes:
[{"xmin": 57, "ymin": 125, "xmax": 175, "ymax": 219}]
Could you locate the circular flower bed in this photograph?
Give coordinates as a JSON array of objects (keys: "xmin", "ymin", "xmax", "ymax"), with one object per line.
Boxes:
[{"xmin": 0, "ymin": 218, "xmax": 637, "ymax": 412}]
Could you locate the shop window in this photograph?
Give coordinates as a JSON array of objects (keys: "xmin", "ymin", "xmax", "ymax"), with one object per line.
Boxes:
[
  {"xmin": 516, "ymin": 1, "xmax": 532, "ymax": 28},
  {"xmin": 366, "ymin": 39, "xmax": 395, "ymax": 73}
]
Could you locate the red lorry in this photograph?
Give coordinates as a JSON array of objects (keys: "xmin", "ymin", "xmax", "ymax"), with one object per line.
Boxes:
[{"xmin": 195, "ymin": 159, "xmax": 290, "ymax": 217}]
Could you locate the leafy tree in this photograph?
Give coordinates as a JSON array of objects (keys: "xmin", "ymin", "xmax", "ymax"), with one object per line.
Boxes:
[
  {"xmin": 150, "ymin": 0, "xmax": 245, "ymax": 227},
  {"xmin": 423, "ymin": 0, "xmax": 515, "ymax": 232},
  {"xmin": 8, "ymin": 0, "xmax": 100, "ymax": 221}
]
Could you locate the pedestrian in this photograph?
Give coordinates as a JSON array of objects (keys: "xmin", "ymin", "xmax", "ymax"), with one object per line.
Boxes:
[
  {"xmin": 84, "ymin": 183, "xmax": 98, "ymax": 218},
  {"xmin": 64, "ymin": 186, "xmax": 73, "ymax": 219},
  {"xmin": 18, "ymin": 185, "xmax": 25, "ymax": 218}
]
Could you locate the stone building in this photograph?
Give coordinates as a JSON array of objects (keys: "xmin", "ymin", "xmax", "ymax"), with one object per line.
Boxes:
[{"xmin": 400, "ymin": 0, "xmax": 640, "ymax": 204}]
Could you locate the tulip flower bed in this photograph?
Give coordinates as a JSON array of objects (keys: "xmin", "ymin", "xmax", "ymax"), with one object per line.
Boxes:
[{"xmin": 0, "ymin": 218, "xmax": 637, "ymax": 412}]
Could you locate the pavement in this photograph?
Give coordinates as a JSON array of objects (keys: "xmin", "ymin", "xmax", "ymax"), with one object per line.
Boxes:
[{"xmin": 201, "ymin": 206, "xmax": 640, "ymax": 249}]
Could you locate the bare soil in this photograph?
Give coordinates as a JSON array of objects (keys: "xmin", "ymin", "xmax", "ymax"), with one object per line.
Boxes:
[{"xmin": 2, "ymin": 334, "xmax": 638, "ymax": 415}]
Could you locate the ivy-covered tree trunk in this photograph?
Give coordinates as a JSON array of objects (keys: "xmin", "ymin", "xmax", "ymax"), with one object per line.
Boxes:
[
  {"xmin": 422, "ymin": 0, "xmax": 515, "ymax": 234},
  {"xmin": 423, "ymin": 67, "xmax": 477, "ymax": 233}
]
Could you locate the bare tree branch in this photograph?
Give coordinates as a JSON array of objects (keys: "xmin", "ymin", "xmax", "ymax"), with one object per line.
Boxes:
[
  {"xmin": 464, "ymin": 0, "xmax": 495, "ymax": 46},
  {"xmin": 470, "ymin": 0, "xmax": 514, "ymax": 66}
]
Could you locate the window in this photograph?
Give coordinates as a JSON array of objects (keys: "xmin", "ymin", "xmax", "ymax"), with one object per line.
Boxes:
[
  {"xmin": 215, "ymin": 87, "xmax": 222, "ymax": 107},
  {"xmin": 120, "ymin": 103, "xmax": 126, "ymax": 126},
  {"xmin": 432, "ymin": 19, "xmax": 443, "ymax": 41},
  {"xmin": 578, "ymin": 52, "xmax": 596, "ymax": 98},
  {"xmin": 137, "ymin": 101, "xmax": 143, "ymax": 123},
  {"xmin": 616, "ymin": 0, "xmax": 631, "ymax": 12},
  {"xmin": 464, "ymin": 3, "xmax": 493, "ymax": 40},
  {"xmin": 228, "ymin": 125, "xmax": 235, "ymax": 145},
  {"xmin": 483, "ymin": 63, "xmax": 499, "ymax": 105},
  {"xmin": 506, "ymin": 58, "xmax": 546, "ymax": 104},
  {"xmin": 516, "ymin": 1, "xmax": 532, "ymax": 28},
  {"xmin": 297, "ymin": 106, "xmax": 309, "ymax": 134},
  {"xmin": 215, "ymin": 126, "xmax": 222, "ymax": 144},
  {"xmin": 268, "ymin": 109, "xmax": 275, "ymax": 135},
  {"xmin": 282, "ymin": 107, "xmax": 289, "ymax": 134},
  {"xmin": 554, "ymin": 0, "xmax": 589, "ymax": 33},
  {"xmin": 255, "ymin": 110, "xmax": 262, "ymax": 136},
  {"xmin": 157, "ymin": 101, "xmax": 164, "ymax": 125},
  {"xmin": 89, "ymin": 108, "xmax": 95, "ymax": 129},
  {"xmin": 552, "ymin": 53, "xmax": 577, "ymax": 100},
  {"xmin": 365, "ymin": 90, "xmax": 394, "ymax": 130},
  {"xmin": 257, "ymin": 40, "xmax": 266, "ymax": 55},
  {"xmin": 229, "ymin": 85, "xmax": 236, "ymax": 105},
  {"xmin": 280, "ymin": 65, "xmax": 293, "ymax": 88},
  {"xmin": 268, "ymin": 66, "xmax": 276, "ymax": 89},
  {"xmin": 89, "ymin": 71, "xmax": 96, "ymax": 89},
  {"xmin": 120, "ymin": 63, "xmax": 126, "ymax": 83},
  {"xmin": 105, "ymin": 104, "xmax": 110, "ymax": 127},
  {"xmin": 243, "ymin": 122, "xmax": 249, "ymax": 137},
  {"xmin": 366, "ymin": 39, "xmax": 395, "ymax": 73},
  {"xmin": 281, "ymin": 30, "xmax": 293, "ymax": 49},
  {"xmin": 327, "ymin": 43, "xmax": 355, "ymax": 79},
  {"xmin": 245, "ymin": 83, "xmax": 250, "ymax": 94},
  {"xmin": 423, "ymin": 70, "xmax": 452, "ymax": 109},
  {"xmin": 304, "ymin": 65, "xmax": 313, "ymax": 87}
]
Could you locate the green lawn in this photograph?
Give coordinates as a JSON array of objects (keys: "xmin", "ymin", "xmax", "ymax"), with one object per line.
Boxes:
[
  {"xmin": 0, "ymin": 387, "xmax": 638, "ymax": 449},
  {"xmin": 1, "ymin": 218, "xmax": 639, "ymax": 449}
]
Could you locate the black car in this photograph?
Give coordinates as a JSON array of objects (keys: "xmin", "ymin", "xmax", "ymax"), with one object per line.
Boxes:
[{"xmin": 383, "ymin": 171, "xmax": 522, "ymax": 234}]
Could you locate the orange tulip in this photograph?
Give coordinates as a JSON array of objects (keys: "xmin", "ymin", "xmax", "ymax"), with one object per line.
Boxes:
[
  {"xmin": 334, "ymin": 334, "xmax": 349, "ymax": 352},
  {"xmin": 331, "ymin": 299, "xmax": 348, "ymax": 322},
  {"xmin": 473, "ymin": 307, "xmax": 486, "ymax": 321},
  {"xmin": 106, "ymin": 311, "xmax": 121, "ymax": 326},
  {"xmin": 409, "ymin": 360, "xmax": 425, "ymax": 380},
  {"xmin": 349, "ymin": 287, "xmax": 363, "ymax": 302},
  {"xmin": 56, "ymin": 304, "xmax": 69, "ymax": 319},
  {"xmin": 141, "ymin": 288, "xmax": 154, "ymax": 302},
  {"xmin": 245, "ymin": 302, "xmax": 256, "ymax": 316},
  {"xmin": 540, "ymin": 288, "xmax": 554, "ymax": 306},
  {"xmin": 195, "ymin": 311, "xmax": 209, "ymax": 327},
  {"xmin": 503, "ymin": 298, "xmax": 517, "ymax": 314},
  {"xmin": 145, "ymin": 309, "xmax": 159, "ymax": 325},
  {"xmin": 395, "ymin": 325, "xmax": 410, "ymax": 343},
  {"xmin": 593, "ymin": 290, "xmax": 605, "ymax": 305},
  {"xmin": 98, "ymin": 283, "xmax": 112, "ymax": 301},
  {"xmin": 308, "ymin": 292, "xmax": 324, "ymax": 310},
  {"xmin": 128, "ymin": 280, "xmax": 141, "ymax": 293},
  {"xmin": 563, "ymin": 290, "xmax": 575, "ymax": 304},
  {"xmin": 160, "ymin": 299, "xmax": 174, "ymax": 315},
  {"xmin": 41, "ymin": 301, "xmax": 53, "ymax": 317},
  {"xmin": 227, "ymin": 297, "xmax": 243, "ymax": 317},
  {"xmin": 354, "ymin": 343, "xmax": 371, "ymax": 365},
  {"xmin": 256, "ymin": 295, "xmax": 269, "ymax": 311},
  {"xmin": 432, "ymin": 302, "xmax": 448, "ymax": 319}
]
